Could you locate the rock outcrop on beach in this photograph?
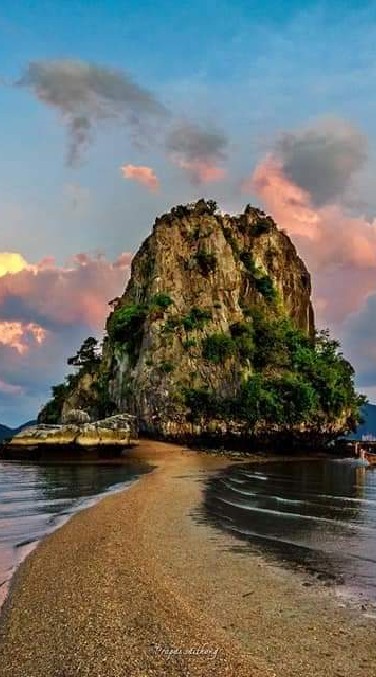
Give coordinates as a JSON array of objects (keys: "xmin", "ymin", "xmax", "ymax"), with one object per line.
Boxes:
[
  {"xmin": 40, "ymin": 200, "xmax": 363, "ymax": 445},
  {"xmin": 5, "ymin": 414, "xmax": 138, "ymax": 451}
]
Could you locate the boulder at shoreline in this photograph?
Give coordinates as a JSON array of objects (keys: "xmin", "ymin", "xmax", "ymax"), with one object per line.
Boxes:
[{"xmin": 4, "ymin": 414, "xmax": 138, "ymax": 451}]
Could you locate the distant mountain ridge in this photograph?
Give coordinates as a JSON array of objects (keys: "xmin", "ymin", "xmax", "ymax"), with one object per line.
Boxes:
[{"xmin": 0, "ymin": 421, "xmax": 36, "ymax": 442}]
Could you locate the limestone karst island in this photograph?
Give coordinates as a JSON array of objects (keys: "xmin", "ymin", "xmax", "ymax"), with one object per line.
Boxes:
[{"xmin": 8, "ymin": 200, "xmax": 362, "ymax": 452}]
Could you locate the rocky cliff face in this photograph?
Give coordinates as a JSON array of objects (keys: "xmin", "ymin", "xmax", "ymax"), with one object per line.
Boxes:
[{"xmin": 103, "ymin": 200, "xmax": 315, "ymax": 438}]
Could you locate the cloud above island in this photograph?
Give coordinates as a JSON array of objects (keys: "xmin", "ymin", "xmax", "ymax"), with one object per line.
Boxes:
[
  {"xmin": 275, "ymin": 118, "xmax": 368, "ymax": 206},
  {"xmin": 16, "ymin": 60, "xmax": 169, "ymax": 165},
  {"xmin": 166, "ymin": 121, "xmax": 228, "ymax": 184},
  {"xmin": 245, "ymin": 119, "xmax": 376, "ymax": 327},
  {"xmin": 120, "ymin": 164, "xmax": 159, "ymax": 191}
]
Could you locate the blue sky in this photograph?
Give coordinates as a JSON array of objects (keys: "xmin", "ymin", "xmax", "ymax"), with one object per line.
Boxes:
[
  {"xmin": 1, "ymin": 0, "xmax": 376, "ymax": 423},
  {"xmin": 0, "ymin": 0, "xmax": 374, "ymax": 259}
]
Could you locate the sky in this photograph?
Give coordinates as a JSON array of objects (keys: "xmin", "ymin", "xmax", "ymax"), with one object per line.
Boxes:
[{"xmin": 1, "ymin": 0, "xmax": 376, "ymax": 425}]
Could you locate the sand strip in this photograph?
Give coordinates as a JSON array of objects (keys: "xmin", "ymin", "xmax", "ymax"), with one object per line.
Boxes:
[{"xmin": 0, "ymin": 440, "xmax": 375, "ymax": 676}]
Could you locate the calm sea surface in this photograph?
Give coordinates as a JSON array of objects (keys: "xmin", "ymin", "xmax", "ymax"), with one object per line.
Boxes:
[
  {"xmin": 203, "ymin": 458, "xmax": 376, "ymax": 604},
  {"xmin": 0, "ymin": 459, "xmax": 149, "ymax": 609},
  {"xmin": 3, "ymin": 456, "xmax": 376, "ymax": 613}
]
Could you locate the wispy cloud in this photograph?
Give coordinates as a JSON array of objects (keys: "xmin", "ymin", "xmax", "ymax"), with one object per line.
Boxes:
[
  {"xmin": 166, "ymin": 121, "xmax": 227, "ymax": 184},
  {"xmin": 16, "ymin": 60, "xmax": 169, "ymax": 165}
]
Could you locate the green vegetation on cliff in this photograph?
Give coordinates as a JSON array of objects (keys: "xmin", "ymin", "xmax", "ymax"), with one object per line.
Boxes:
[
  {"xmin": 185, "ymin": 310, "xmax": 364, "ymax": 432},
  {"xmin": 38, "ymin": 200, "xmax": 364, "ymax": 443},
  {"xmin": 38, "ymin": 337, "xmax": 114, "ymax": 423},
  {"xmin": 240, "ymin": 252, "xmax": 277, "ymax": 302}
]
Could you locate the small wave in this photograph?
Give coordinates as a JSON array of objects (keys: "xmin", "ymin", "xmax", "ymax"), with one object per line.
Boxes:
[
  {"xmin": 317, "ymin": 493, "xmax": 376, "ymax": 507},
  {"xmin": 223, "ymin": 482, "xmax": 304, "ymax": 505},
  {"xmin": 239, "ymin": 472, "xmax": 268, "ymax": 481},
  {"xmin": 221, "ymin": 480, "xmax": 258, "ymax": 497},
  {"xmin": 217, "ymin": 497, "xmax": 376, "ymax": 532},
  {"xmin": 272, "ymin": 495, "xmax": 305, "ymax": 505}
]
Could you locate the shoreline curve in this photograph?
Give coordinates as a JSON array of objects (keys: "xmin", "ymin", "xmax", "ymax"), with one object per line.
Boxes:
[{"xmin": 0, "ymin": 439, "xmax": 375, "ymax": 677}]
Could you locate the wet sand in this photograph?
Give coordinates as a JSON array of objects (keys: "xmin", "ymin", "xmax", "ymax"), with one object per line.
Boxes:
[{"xmin": 0, "ymin": 439, "xmax": 375, "ymax": 676}]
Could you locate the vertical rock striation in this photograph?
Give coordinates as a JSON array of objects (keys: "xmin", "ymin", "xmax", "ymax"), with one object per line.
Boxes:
[{"xmin": 105, "ymin": 200, "xmax": 315, "ymax": 438}]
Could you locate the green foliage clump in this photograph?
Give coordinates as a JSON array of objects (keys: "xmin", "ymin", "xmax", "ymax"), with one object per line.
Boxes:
[
  {"xmin": 202, "ymin": 333, "xmax": 236, "ymax": 364},
  {"xmin": 182, "ymin": 338, "xmax": 197, "ymax": 350},
  {"xmin": 38, "ymin": 339, "xmax": 115, "ymax": 423},
  {"xmin": 183, "ymin": 387, "xmax": 229, "ymax": 422},
  {"xmin": 194, "ymin": 250, "xmax": 217, "ymax": 275},
  {"xmin": 170, "ymin": 199, "xmax": 218, "ymax": 219},
  {"xmin": 38, "ymin": 382, "xmax": 70, "ymax": 423},
  {"xmin": 243, "ymin": 208, "xmax": 275, "ymax": 236},
  {"xmin": 108, "ymin": 304, "xmax": 147, "ymax": 342},
  {"xmin": 150, "ymin": 293, "xmax": 173, "ymax": 309},
  {"xmin": 159, "ymin": 361, "xmax": 174, "ymax": 374},
  {"xmin": 163, "ymin": 307, "xmax": 212, "ymax": 333},
  {"xmin": 253, "ymin": 219, "xmax": 274, "ymax": 236},
  {"xmin": 163, "ymin": 316, "xmax": 182, "ymax": 333},
  {"xmin": 182, "ymin": 308, "xmax": 364, "ymax": 436},
  {"xmin": 170, "ymin": 204, "xmax": 192, "ymax": 219},
  {"xmin": 181, "ymin": 307, "xmax": 212, "ymax": 331},
  {"xmin": 192, "ymin": 199, "xmax": 218, "ymax": 216},
  {"xmin": 67, "ymin": 336, "xmax": 100, "ymax": 372},
  {"xmin": 238, "ymin": 373, "xmax": 318, "ymax": 427},
  {"xmin": 107, "ymin": 304, "xmax": 147, "ymax": 363},
  {"xmin": 240, "ymin": 252, "xmax": 276, "ymax": 303},
  {"xmin": 229, "ymin": 322, "xmax": 255, "ymax": 360},
  {"xmin": 254, "ymin": 275, "xmax": 277, "ymax": 302}
]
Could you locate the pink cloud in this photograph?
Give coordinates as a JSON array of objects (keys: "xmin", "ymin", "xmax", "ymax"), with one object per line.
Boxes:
[
  {"xmin": 0, "ymin": 321, "xmax": 47, "ymax": 354},
  {"xmin": 247, "ymin": 155, "xmax": 376, "ymax": 326},
  {"xmin": 171, "ymin": 155, "xmax": 226, "ymax": 184},
  {"xmin": 0, "ymin": 250, "xmax": 133, "ymax": 417},
  {"xmin": 0, "ymin": 250, "xmax": 132, "ymax": 331},
  {"xmin": 120, "ymin": 164, "xmax": 159, "ymax": 192},
  {"xmin": 0, "ymin": 379, "xmax": 25, "ymax": 396}
]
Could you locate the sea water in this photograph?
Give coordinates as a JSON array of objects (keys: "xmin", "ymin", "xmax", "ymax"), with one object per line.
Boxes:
[
  {"xmin": 0, "ymin": 458, "xmax": 149, "ymax": 609},
  {"xmin": 203, "ymin": 458, "xmax": 376, "ymax": 605}
]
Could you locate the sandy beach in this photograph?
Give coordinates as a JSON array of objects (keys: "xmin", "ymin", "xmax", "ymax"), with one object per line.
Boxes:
[{"xmin": 0, "ymin": 440, "xmax": 375, "ymax": 676}]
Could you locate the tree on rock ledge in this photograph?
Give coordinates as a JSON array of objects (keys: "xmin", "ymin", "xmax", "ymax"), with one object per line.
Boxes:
[{"xmin": 67, "ymin": 337, "xmax": 100, "ymax": 371}]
